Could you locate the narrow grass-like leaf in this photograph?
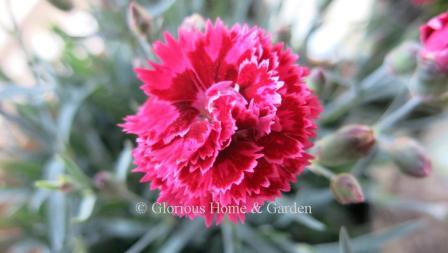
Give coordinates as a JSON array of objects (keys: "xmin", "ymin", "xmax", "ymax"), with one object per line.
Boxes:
[
  {"xmin": 314, "ymin": 220, "xmax": 425, "ymax": 253},
  {"xmin": 73, "ymin": 191, "xmax": 96, "ymax": 223},
  {"xmin": 158, "ymin": 220, "xmax": 203, "ymax": 253},
  {"xmin": 114, "ymin": 140, "xmax": 133, "ymax": 183},
  {"xmin": 34, "ymin": 180, "xmax": 62, "ymax": 191},
  {"xmin": 237, "ymin": 225, "xmax": 280, "ymax": 253},
  {"xmin": 58, "ymin": 155, "xmax": 91, "ymax": 190},
  {"xmin": 45, "ymin": 157, "xmax": 66, "ymax": 252},
  {"xmin": 125, "ymin": 222, "xmax": 172, "ymax": 253},
  {"xmin": 0, "ymin": 84, "xmax": 53, "ymax": 100},
  {"xmin": 339, "ymin": 227, "xmax": 353, "ymax": 253}
]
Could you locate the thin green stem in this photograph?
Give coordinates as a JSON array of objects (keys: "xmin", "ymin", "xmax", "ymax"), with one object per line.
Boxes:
[
  {"xmin": 222, "ymin": 221, "xmax": 235, "ymax": 253},
  {"xmin": 320, "ymin": 66, "xmax": 388, "ymax": 124},
  {"xmin": 375, "ymin": 96, "xmax": 423, "ymax": 132},
  {"xmin": 308, "ymin": 164, "xmax": 335, "ymax": 180}
]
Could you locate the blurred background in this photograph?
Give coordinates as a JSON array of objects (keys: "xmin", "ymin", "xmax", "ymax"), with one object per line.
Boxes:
[{"xmin": 0, "ymin": 0, "xmax": 448, "ymax": 252}]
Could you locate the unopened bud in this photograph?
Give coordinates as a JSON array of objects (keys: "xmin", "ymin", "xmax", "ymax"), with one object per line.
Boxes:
[
  {"xmin": 181, "ymin": 14, "xmax": 206, "ymax": 31},
  {"xmin": 128, "ymin": 1, "xmax": 151, "ymax": 38},
  {"xmin": 94, "ymin": 171, "xmax": 135, "ymax": 200},
  {"xmin": 385, "ymin": 42, "xmax": 419, "ymax": 75},
  {"xmin": 330, "ymin": 173, "xmax": 365, "ymax": 205},
  {"xmin": 94, "ymin": 171, "xmax": 114, "ymax": 190},
  {"xmin": 276, "ymin": 25, "xmax": 291, "ymax": 44},
  {"xmin": 387, "ymin": 137, "xmax": 432, "ymax": 177},
  {"xmin": 308, "ymin": 67, "xmax": 327, "ymax": 95},
  {"xmin": 409, "ymin": 57, "xmax": 448, "ymax": 102},
  {"xmin": 316, "ymin": 125, "xmax": 376, "ymax": 167}
]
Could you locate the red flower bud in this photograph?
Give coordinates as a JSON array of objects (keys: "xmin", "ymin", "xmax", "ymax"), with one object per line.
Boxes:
[
  {"xmin": 330, "ymin": 173, "xmax": 365, "ymax": 205},
  {"xmin": 388, "ymin": 137, "xmax": 432, "ymax": 178},
  {"xmin": 316, "ymin": 125, "xmax": 376, "ymax": 167}
]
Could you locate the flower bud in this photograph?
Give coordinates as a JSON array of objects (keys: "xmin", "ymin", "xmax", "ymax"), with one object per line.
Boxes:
[
  {"xmin": 308, "ymin": 67, "xmax": 327, "ymax": 95},
  {"xmin": 384, "ymin": 42, "xmax": 419, "ymax": 75},
  {"xmin": 275, "ymin": 25, "xmax": 292, "ymax": 44},
  {"xmin": 94, "ymin": 171, "xmax": 137, "ymax": 200},
  {"xmin": 316, "ymin": 125, "xmax": 376, "ymax": 167},
  {"xmin": 181, "ymin": 14, "xmax": 206, "ymax": 31},
  {"xmin": 387, "ymin": 137, "xmax": 432, "ymax": 177},
  {"xmin": 330, "ymin": 173, "xmax": 365, "ymax": 205},
  {"xmin": 127, "ymin": 1, "xmax": 152, "ymax": 38},
  {"xmin": 409, "ymin": 56, "xmax": 448, "ymax": 101},
  {"xmin": 94, "ymin": 171, "xmax": 114, "ymax": 190}
]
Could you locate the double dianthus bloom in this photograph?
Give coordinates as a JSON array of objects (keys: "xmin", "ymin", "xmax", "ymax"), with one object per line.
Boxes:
[{"xmin": 120, "ymin": 20, "xmax": 320, "ymax": 226}]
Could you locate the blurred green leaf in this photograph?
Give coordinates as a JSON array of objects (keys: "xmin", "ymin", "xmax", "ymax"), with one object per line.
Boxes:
[
  {"xmin": 0, "ymin": 160, "xmax": 42, "ymax": 179},
  {"xmin": 114, "ymin": 140, "xmax": 133, "ymax": 183},
  {"xmin": 158, "ymin": 220, "xmax": 203, "ymax": 253},
  {"xmin": 47, "ymin": 0, "xmax": 74, "ymax": 11},
  {"xmin": 339, "ymin": 227, "xmax": 353, "ymax": 253},
  {"xmin": 35, "ymin": 180, "xmax": 62, "ymax": 191},
  {"xmin": 124, "ymin": 222, "xmax": 172, "ymax": 253},
  {"xmin": 45, "ymin": 157, "xmax": 66, "ymax": 252},
  {"xmin": 73, "ymin": 191, "xmax": 96, "ymax": 223},
  {"xmin": 0, "ymin": 84, "xmax": 53, "ymax": 101},
  {"xmin": 57, "ymin": 86, "xmax": 97, "ymax": 145},
  {"xmin": 314, "ymin": 220, "xmax": 425, "ymax": 253},
  {"xmin": 222, "ymin": 221, "xmax": 235, "ymax": 253},
  {"xmin": 58, "ymin": 154, "xmax": 91, "ymax": 190},
  {"xmin": 237, "ymin": 225, "xmax": 281, "ymax": 253}
]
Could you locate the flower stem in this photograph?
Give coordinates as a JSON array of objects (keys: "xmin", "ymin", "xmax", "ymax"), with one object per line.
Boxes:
[
  {"xmin": 222, "ymin": 221, "xmax": 235, "ymax": 253},
  {"xmin": 308, "ymin": 164, "xmax": 335, "ymax": 180},
  {"xmin": 320, "ymin": 66, "xmax": 388, "ymax": 124},
  {"xmin": 375, "ymin": 96, "xmax": 423, "ymax": 132}
]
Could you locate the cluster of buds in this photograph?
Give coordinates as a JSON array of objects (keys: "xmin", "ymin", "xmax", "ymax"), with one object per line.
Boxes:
[
  {"xmin": 315, "ymin": 125, "xmax": 376, "ymax": 167},
  {"xmin": 313, "ymin": 125, "xmax": 375, "ymax": 204}
]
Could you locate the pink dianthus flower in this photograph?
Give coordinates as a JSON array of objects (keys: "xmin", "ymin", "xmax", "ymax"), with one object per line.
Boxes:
[{"xmin": 121, "ymin": 20, "xmax": 320, "ymax": 226}]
